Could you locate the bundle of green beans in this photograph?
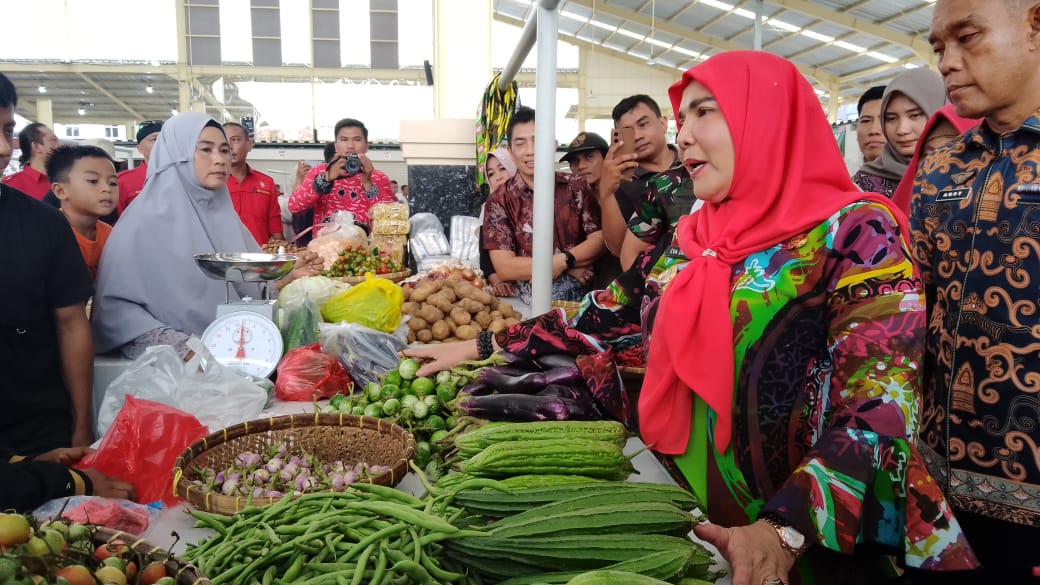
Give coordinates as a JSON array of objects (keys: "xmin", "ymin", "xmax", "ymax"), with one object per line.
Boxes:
[{"xmin": 182, "ymin": 483, "xmax": 485, "ymax": 585}]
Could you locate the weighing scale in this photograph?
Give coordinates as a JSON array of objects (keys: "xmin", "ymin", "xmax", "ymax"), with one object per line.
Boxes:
[{"xmin": 194, "ymin": 252, "xmax": 298, "ymax": 378}]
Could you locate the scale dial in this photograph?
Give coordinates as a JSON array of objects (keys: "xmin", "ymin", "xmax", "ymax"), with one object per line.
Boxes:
[{"xmin": 201, "ymin": 310, "xmax": 283, "ymax": 379}]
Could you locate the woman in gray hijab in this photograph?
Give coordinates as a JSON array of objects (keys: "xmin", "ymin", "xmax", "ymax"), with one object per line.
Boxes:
[
  {"xmin": 91, "ymin": 113, "xmax": 322, "ymax": 359},
  {"xmin": 852, "ymin": 68, "xmax": 946, "ymax": 198}
]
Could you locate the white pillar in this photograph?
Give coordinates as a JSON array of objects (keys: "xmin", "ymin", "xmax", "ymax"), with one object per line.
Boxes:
[
  {"xmin": 36, "ymin": 99, "xmax": 53, "ymax": 126},
  {"xmin": 433, "ymin": 0, "xmax": 492, "ymax": 119}
]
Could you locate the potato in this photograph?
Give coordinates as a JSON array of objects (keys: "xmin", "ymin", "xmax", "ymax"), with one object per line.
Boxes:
[
  {"xmin": 419, "ymin": 304, "xmax": 444, "ymax": 324},
  {"xmin": 490, "ymin": 310, "xmax": 503, "ymax": 321},
  {"xmin": 431, "ymin": 320, "xmax": 451, "ymax": 340},
  {"xmin": 474, "ymin": 310, "xmax": 492, "ymax": 328},
  {"xmin": 401, "ymin": 301, "xmax": 418, "ymax": 315},
  {"xmin": 408, "ymin": 317, "xmax": 428, "ymax": 332},
  {"xmin": 427, "ymin": 294, "xmax": 454, "ymax": 314},
  {"xmin": 498, "ymin": 301, "xmax": 517, "ymax": 318},
  {"xmin": 402, "ymin": 287, "xmax": 411, "ymax": 302},
  {"xmin": 444, "ymin": 336, "xmax": 459, "ymax": 343},
  {"xmin": 439, "ymin": 287, "xmax": 458, "ymax": 303},
  {"xmin": 488, "ymin": 318, "xmax": 507, "ymax": 334},
  {"xmin": 459, "ymin": 298, "xmax": 485, "ymax": 315},
  {"xmin": 406, "ymin": 330, "xmax": 416, "ymax": 343},
  {"xmin": 410, "ymin": 283, "xmax": 440, "ymax": 303},
  {"xmin": 454, "ymin": 281, "xmax": 491, "ymax": 305},
  {"xmin": 417, "ymin": 329, "xmax": 433, "ymax": 343},
  {"xmin": 450, "ymin": 306, "xmax": 472, "ymax": 326},
  {"xmin": 455, "ymin": 324, "xmax": 479, "ymax": 341},
  {"xmin": 488, "ymin": 295, "xmax": 500, "ymax": 310},
  {"xmin": 504, "ymin": 317, "xmax": 520, "ymax": 328}
]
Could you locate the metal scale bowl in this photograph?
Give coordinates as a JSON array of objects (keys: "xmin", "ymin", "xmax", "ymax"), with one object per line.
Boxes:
[{"xmin": 194, "ymin": 253, "xmax": 298, "ymax": 379}]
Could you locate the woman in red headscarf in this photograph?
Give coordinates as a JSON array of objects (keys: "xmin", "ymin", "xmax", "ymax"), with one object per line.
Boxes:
[
  {"xmin": 637, "ymin": 51, "xmax": 977, "ymax": 584},
  {"xmin": 405, "ymin": 52, "xmax": 978, "ymax": 584}
]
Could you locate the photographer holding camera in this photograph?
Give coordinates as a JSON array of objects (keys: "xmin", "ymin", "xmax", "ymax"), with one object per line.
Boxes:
[{"xmin": 288, "ymin": 118, "xmax": 396, "ymax": 233}]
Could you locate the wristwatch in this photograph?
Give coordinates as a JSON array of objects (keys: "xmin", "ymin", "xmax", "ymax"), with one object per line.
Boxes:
[
  {"xmin": 313, "ymin": 172, "xmax": 333, "ymax": 195},
  {"xmin": 563, "ymin": 250, "xmax": 577, "ymax": 269},
  {"xmin": 761, "ymin": 515, "xmax": 808, "ymax": 557}
]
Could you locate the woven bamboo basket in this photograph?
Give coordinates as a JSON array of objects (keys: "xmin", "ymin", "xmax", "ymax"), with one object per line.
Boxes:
[
  {"xmin": 332, "ymin": 268, "xmax": 411, "ymax": 285},
  {"xmin": 172, "ymin": 413, "xmax": 415, "ymax": 515},
  {"xmin": 93, "ymin": 527, "xmax": 211, "ymax": 585}
]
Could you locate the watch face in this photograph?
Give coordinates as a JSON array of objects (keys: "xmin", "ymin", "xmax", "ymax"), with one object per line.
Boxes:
[{"xmin": 782, "ymin": 526, "xmax": 806, "ymax": 550}]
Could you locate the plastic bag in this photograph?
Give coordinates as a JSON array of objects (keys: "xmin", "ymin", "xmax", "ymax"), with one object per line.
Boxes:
[
  {"xmin": 320, "ymin": 322, "xmax": 405, "ymax": 388},
  {"xmin": 76, "ymin": 396, "xmax": 208, "ymax": 505},
  {"xmin": 97, "ymin": 339, "xmax": 269, "ymax": 436},
  {"xmin": 275, "ymin": 343, "xmax": 353, "ymax": 401},
  {"xmin": 308, "ymin": 211, "xmax": 368, "ymax": 269},
  {"xmin": 450, "ymin": 215, "xmax": 480, "ymax": 266},
  {"xmin": 281, "ymin": 296, "xmax": 322, "ymax": 352},
  {"xmin": 33, "ymin": 496, "xmax": 160, "ymax": 533},
  {"xmin": 320, "ymin": 273, "xmax": 403, "ymax": 333}
]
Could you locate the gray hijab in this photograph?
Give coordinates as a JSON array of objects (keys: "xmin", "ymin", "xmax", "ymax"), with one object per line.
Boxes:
[
  {"xmin": 92, "ymin": 112, "xmax": 260, "ymax": 353},
  {"xmin": 860, "ymin": 68, "xmax": 946, "ymax": 182}
]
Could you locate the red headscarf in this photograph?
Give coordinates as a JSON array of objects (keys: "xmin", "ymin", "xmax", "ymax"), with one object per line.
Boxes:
[
  {"xmin": 639, "ymin": 51, "xmax": 908, "ymax": 455},
  {"xmin": 890, "ymin": 104, "xmax": 980, "ymax": 214}
]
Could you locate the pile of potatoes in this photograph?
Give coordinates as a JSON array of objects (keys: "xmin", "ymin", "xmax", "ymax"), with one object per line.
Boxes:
[{"xmin": 402, "ymin": 276, "xmax": 521, "ymax": 344}]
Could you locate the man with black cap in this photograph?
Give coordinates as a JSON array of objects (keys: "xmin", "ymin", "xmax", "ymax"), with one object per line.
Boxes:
[
  {"xmin": 117, "ymin": 120, "xmax": 162, "ymax": 214},
  {"xmin": 560, "ymin": 131, "xmax": 609, "ymax": 189}
]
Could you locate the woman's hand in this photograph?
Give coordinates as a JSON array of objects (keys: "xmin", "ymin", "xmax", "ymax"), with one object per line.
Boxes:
[
  {"xmin": 403, "ymin": 340, "xmax": 479, "ymax": 378},
  {"xmin": 35, "ymin": 446, "xmax": 93, "ymax": 466},
  {"xmin": 694, "ymin": 520, "xmax": 797, "ymax": 585},
  {"xmin": 567, "ymin": 267, "xmax": 594, "ymax": 286},
  {"xmin": 277, "ymin": 249, "xmax": 324, "ymax": 290}
]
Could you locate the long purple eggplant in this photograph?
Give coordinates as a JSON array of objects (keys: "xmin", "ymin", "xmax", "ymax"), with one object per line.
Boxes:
[
  {"xmin": 534, "ymin": 353, "xmax": 579, "ymax": 371},
  {"xmin": 461, "ymin": 365, "xmax": 583, "ymax": 395},
  {"xmin": 457, "ymin": 393, "xmax": 601, "ymax": 421}
]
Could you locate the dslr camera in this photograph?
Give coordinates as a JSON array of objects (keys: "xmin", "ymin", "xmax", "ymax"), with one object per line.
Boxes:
[{"xmin": 343, "ymin": 153, "xmax": 362, "ymax": 177}]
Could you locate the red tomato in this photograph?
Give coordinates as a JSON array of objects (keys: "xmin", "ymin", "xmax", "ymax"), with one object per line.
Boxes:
[
  {"xmin": 94, "ymin": 541, "xmax": 129, "ymax": 561},
  {"xmin": 138, "ymin": 562, "xmax": 167, "ymax": 585},
  {"xmin": 56, "ymin": 566, "xmax": 94, "ymax": 585}
]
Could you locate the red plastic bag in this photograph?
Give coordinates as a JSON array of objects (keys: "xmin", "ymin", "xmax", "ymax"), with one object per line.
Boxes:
[
  {"xmin": 76, "ymin": 396, "xmax": 208, "ymax": 505},
  {"xmin": 275, "ymin": 343, "xmax": 353, "ymax": 401}
]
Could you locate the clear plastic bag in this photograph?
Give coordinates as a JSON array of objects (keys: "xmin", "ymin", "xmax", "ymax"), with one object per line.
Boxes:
[
  {"xmin": 307, "ymin": 211, "xmax": 368, "ymax": 269},
  {"xmin": 32, "ymin": 496, "xmax": 162, "ymax": 533},
  {"xmin": 280, "ymin": 296, "xmax": 322, "ymax": 352},
  {"xmin": 319, "ymin": 322, "xmax": 406, "ymax": 388},
  {"xmin": 450, "ymin": 215, "xmax": 480, "ymax": 266},
  {"xmin": 97, "ymin": 338, "xmax": 269, "ymax": 436}
]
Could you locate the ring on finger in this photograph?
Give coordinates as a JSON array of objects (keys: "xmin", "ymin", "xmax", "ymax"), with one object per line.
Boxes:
[{"xmin": 763, "ymin": 578, "xmax": 784, "ymax": 585}]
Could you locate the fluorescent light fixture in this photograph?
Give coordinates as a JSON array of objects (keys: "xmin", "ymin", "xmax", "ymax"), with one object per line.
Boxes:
[
  {"xmin": 733, "ymin": 8, "xmax": 756, "ymax": 19},
  {"xmin": 78, "ymin": 107, "xmax": 85, "ymax": 115},
  {"xmin": 171, "ymin": 108, "xmax": 179, "ymax": 115},
  {"xmin": 560, "ymin": 10, "xmax": 586, "ymax": 22},
  {"xmin": 834, "ymin": 40, "xmax": 866, "ymax": 52},
  {"xmin": 801, "ymin": 30, "xmax": 834, "ymax": 43},
  {"xmin": 700, "ymin": 0, "xmax": 735, "ymax": 10},
  {"xmin": 589, "ymin": 19, "xmax": 617, "ymax": 31},
  {"xmin": 866, "ymin": 51, "xmax": 898, "ymax": 63},
  {"xmin": 673, "ymin": 46, "xmax": 700, "ymax": 57},
  {"xmin": 37, "ymin": 86, "xmax": 46, "ymax": 93},
  {"xmin": 146, "ymin": 85, "xmax": 154, "ymax": 94},
  {"xmin": 904, "ymin": 63, "xmax": 920, "ymax": 69},
  {"xmin": 616, "ymin": 27, "xmax": 646, "ymax": 40},
  {"xmin": 649, "ymin": 38, "xmax": 672, "ymax": 48},
  {"xmin": 769, "ymin": 19, "xmax": 801, "ymax": 33}
]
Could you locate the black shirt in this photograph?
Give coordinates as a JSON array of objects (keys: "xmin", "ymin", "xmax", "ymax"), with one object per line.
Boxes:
[{"xmin": 0, "ymin": 184, "xmax": 93, "ymax": 456}]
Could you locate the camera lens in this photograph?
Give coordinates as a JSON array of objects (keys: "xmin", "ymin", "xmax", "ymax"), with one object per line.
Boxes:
[{"xmin": 344, "ymin": 154, "xmax": 362, "ymax": 176}]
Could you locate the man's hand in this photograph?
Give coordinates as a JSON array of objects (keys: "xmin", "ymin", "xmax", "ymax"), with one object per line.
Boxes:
[
  {"xmin": 279, "ymin": 249, "xmax": 324, "ymax": 289},
  {"xmin": 81, "ymin": 468, "xmax": 137, "ymax": 501},
  {"xmin": 599, "ymin": 141, "xmax": 639, "ymax": 202},
  {"xmin": 35, "ymin": 446, "xmax": 93, "ymax": 466},
  {"xmin": 325, "ymin": 156, "xmax": 347, "ymax": 182},
  {"xmin": 567, "ymin": 267, "xmax": 593, "ymax": 286},
  {"xmin": 552, "ymin": 253, "xmax": 569, "ymax": 279},
  {"xmin": 295, "ymin": 161, "xmax": 312, "ymax": 182}
]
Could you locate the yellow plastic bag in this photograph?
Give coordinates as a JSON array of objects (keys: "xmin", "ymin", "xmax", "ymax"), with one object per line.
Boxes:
[{"xmin": 320, "ymin": 273, "xmax": 404, "ymax": 333}]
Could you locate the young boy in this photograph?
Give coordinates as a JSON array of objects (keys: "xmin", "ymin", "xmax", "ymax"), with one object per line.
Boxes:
[{"xmin": 46, "ymin": 145, "xmax": 118, "ymax": 282}]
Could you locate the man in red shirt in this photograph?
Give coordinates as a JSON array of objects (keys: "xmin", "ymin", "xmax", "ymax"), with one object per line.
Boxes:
[
  {"xmin": 2, "ymin": 122, "xmax": 60, "ymax": 199},
  {"xmin": 288, "ymin": 118, "xmax": 396, "ymax": 232},
  {"xmin": 224, "ymin": 122, "xmax": 282, "ymax": 244},
  {"xmin": 117, "ymin": 120, "xmax": 162, "ymax": 214}
]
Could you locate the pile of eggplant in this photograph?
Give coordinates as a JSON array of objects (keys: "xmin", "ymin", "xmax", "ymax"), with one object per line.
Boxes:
[{"xmin": 455, "ymin": 353, "xmax": 605, "ymax": 422}]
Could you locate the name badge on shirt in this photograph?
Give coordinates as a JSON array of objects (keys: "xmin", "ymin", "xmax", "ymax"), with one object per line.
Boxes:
[
  {"xmin": 664, "ymin": 245, "xmax": 689, "ymax": 261},
  {"xmin": 936, "ymin": 187, "xmax": 971, "ymax": 202}
]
